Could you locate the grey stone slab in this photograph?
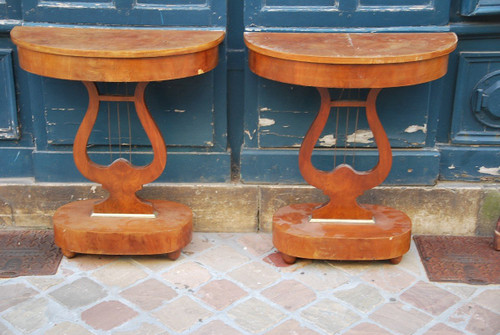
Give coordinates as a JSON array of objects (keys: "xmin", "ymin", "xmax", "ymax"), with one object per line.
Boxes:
[
  {"xmin": 49, "ymin": 277, "xmax": 107, "ymax": 309},
  {"xmin": 301, "ymin": 299, "xmax": 361, "ymax": 334},
  {"xmin": 0, "ymin": 283, "xmax": 39, "ymax": 312},
  {"xmin": 2, "ymin": 298, "xmax": 49, "ymax": 334}
]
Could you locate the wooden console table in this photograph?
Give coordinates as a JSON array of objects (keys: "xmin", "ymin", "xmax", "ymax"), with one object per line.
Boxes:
[
  {"xmin": 11, "ymin": 26, "xmax": 224, "ymax": 258},
  {"xmin": 245, "ymin": 32, "xmax": 457, "ymax": 264}
]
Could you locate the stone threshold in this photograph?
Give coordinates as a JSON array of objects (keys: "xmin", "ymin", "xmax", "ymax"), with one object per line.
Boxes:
[{"xmin": 0, "ymin": 181, "xmax": 498, "ymax": 237}]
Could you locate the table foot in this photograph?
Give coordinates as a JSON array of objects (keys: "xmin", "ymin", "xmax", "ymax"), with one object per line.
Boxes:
[
  {"xmin": 281, "ymin": 253, "xmax": 297, "ymax": 264},
  {"xmin": 389, "ymin": 256, "xmax": 403, "ymax": 264},
  {"xmin": 273, "ymin": 203, "xmax": 411, "ymax": 262},
  {"xmin": 494, "ymin": 224, "xmax": 500, "ymax": 251},
  {"xmin": 167, "ymin": 249, "xmax": 182, "ymax": 261},
  {"xmin": 61, "ymin": 249, "xmax": 76, "ymax": 259},
  {"xmin": 53, "ymin": 199, "xmax": 192, "ymax": 257}
]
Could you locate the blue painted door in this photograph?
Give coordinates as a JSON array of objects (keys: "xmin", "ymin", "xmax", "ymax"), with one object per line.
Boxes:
[
  {"xmin": 2, "ymin": 0, "xmax": 229, "ymax": 182},
  {"xmin": 1, "ymin": 0, "xmax": 500, "ymax": 184},
  {"xmin": 239, "ymin": 0, "xmax": 500, "ymax": 184}
]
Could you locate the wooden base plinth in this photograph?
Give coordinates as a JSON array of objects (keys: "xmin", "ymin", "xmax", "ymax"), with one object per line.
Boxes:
[
  {"xmin": 273, "ymin": 203, "xmax": 411, "ymax": 264},
  {"xmin": 53, "ymin": 199, "xmax": 192, "ymax": 258}
]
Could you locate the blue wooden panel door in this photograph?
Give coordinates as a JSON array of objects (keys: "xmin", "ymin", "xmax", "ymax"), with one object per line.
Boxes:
[
  {"xmin": 1, "ymin": 0, "xmax": 500, "ymax": 184},
  {"xmin": 5, "ymin": 0, "xmax": 229, "ymax": 182},
  {"xmin": 241, "ymin": 0, "xmax": 453, "ymax": 185}
]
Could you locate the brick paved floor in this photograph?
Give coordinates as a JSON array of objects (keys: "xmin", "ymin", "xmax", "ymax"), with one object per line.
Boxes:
[{"xmin": 0, "ymin": 233, "xmax": 499, "ymax": 335}]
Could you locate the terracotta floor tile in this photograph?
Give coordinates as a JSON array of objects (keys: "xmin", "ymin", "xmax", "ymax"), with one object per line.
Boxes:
[
  {"xmin": 112, "ymin": 322, "xmax": 164, "ymax": 335},
  {"xmin": 229, "ymin": 261, "xmax": 280, "ymax": 289},
  {"xmin": 81, "ymin": 300, "xmax": 138, "ymax": 331},
  {"xmin": 120, "ymin": 278, "xmax": 177, "ymax": 310},
  {"xmin": 195, "ymin": 279, "xmax": 247, "ymax": 310},
  {"xmin": 0, "ymin": 283, "xmax": 38, "ymax": 312},
  {"xmin": 370, "ymin": 301, "xmax": 432, "ymax": 335},
  {"xmin": 361, "ymin": 265, "xmax": 417, "ymax": 293},
  {"xmin": 190, "ymin": 320, "xmax": 244, "ymax": 335},
  {"xmin": 182, "ymin": 234, "xmax": 215, "ymax": 255},
  {"xmin": 471, "ymin": 289, "xmax": 500, "ymax": 314},
  {"xmin": 266, "ymin": 319, "xmax": 321, "ymax": 335},
  {"xmin": 2, "ymin": 298, "xmax": 50, "ymax": 334},
  {"xmin": 162, "ymin": 261, "xmax": 212, "ymax": 290},
  {"xmin": 400, "ymin": 281, "xmax": 460, "ymax": 316},
  {"xmin": 91, "ymin": 259, "xmax": 148, "ymax": 288},
  {"xmin": 153, "ymin": 296, "xmax": 212, "ymax": 333},
  {"xmin": 227, "ymin": 298, "xmax": 286, "ymax": 333},
  {"xmin": 295, "ymin": 261, "xmax": 350, "ymax": 291},
  {"xmin": 451, "ymin": 303, "xmax": 500, "ymax": 335},
  {"xmin": 236, "ymin": 233, "xmax": 274, "ymax": 256},
  {"xmin": 0, "ymin": 232, "xmax": 497, "ymax": 335},
  {"xmin": 46, "ymin": 322, "xmax": 94, "ymax": 335},
  {"xmin": 344, "ymin": 322, "xmax": 393, "ymax": 335},
  {"xmin": 334, "ymin": 283, "xmax": 385, "ymax": 313},
  {"xmin": 424, "ymin": 323, "xmax": 466, "ymax": 335},
  {"xmin": 262, "ymin": 279, "xmax": 316, "ymax": 311},
  {"xmin": 195, "ymin": 245, "xmax": 250, "ymax": 272},
  {"xmin": 301, "ymin": 299, "xmax": 361, "ymax": 333}
]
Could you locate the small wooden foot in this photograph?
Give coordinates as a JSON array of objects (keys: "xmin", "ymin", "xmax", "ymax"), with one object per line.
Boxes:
[
  {"xmin": 281, "ymin": 253, "xmax": 297, "ymax": 264},
  {"xmin": 167, "ymin": 250, "xmax": 182, "ymax": 261},
  {"xmin": 389, "ymin": 256, "xmax": 403, "ymax": 264},
  {"xmin": 61, "ymin": 249, "xmax": 76, "ymax": 258},
  {"xmin": 494, "ymin": 230, "xmax": 500, "ymax": 251}
]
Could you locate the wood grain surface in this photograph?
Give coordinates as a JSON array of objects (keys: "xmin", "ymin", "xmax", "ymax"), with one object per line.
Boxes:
[
  {"xmin": 11, "ymin": 26, "xmax": 225, "ymax": 82},
  {"xmin": 245, "ymin": 32, "xmax": 457, "ymax": 88}
]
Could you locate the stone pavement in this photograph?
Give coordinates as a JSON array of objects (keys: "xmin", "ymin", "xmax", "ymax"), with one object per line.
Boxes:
[{"xmin": 0, "ymin": 233, "xmax": 499, "ymax": 335}]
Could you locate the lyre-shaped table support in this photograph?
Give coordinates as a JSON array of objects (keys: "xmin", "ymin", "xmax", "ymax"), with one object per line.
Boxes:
[
  {"xmin": 52, "ymin": 80, "xmax": 192, "ymax": 258},
  {"xmin": 11, "ymin": 26, "xmax": 226, "ymax": 258},
  {"xmin": 75, "ymin": 82, "xmax": 166, "ymax": 216},
  {"xmin": 245, "ymin": 31, "xmax": 457, "ymax": 265},
  {"xmin": 300, "ymin": 87, "xmax": 390, "ymax": 220}
]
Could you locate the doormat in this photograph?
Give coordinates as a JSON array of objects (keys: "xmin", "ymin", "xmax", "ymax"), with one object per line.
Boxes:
[
  {"xmin": 0, "ymin": 230, "xmax": 62, "ymax": 278},
  {"xmin": 413, "ymin": 235, "xmax": 500, "ymax": 285}
]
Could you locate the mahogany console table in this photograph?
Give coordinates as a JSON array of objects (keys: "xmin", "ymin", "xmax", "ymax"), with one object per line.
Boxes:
[
  {"xmin": 11, "ymin": 26, "xmax": 224, "ymax": 258},
  {"xmin": 245, "ymin": 32, "xmax": 457, "ymax": 264}
]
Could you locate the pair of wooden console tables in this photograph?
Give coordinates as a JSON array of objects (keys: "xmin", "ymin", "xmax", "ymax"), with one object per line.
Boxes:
[{"xmin": 11, "ymin": 26, "xmax": 457, "ymax": 263}]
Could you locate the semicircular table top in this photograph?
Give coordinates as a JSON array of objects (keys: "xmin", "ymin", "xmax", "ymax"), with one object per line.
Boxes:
[
  {"xmin": 244, "ymin": 32, "xmax": 458, "ymax": 88},
  {"xmin": 11, "ymin": 26, "xmax": 226, "ymax": 82}
]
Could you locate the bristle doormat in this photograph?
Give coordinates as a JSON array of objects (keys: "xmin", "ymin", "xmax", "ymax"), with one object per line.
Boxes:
[
  {"xmin": 414, "ymin": 235, "xmax": 500, "ymax": 285},
  {"xmin": 0, "ymin": 230, "xmax": 62, "ymax": 278}
]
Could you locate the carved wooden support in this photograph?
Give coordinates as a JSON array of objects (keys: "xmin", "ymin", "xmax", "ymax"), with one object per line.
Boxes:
[
  {"xmin": 299, "ymin": 87, "xmax": 391, "ymax": 220},
  {"xmin": 73, "ymin": 82, "xmax": 166, "ymax": 215}
]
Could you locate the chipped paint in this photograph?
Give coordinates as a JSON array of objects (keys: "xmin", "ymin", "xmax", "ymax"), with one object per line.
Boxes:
[
  {"xmin": 259, "ymin": 118, "xmax": 275, "ymax": 127},
  {"xmin": 198, "ymin": 69, "xmax": 204, "ymax": 74},
  {"xmin": 245, "ymin": 129, "xmax": 256, "ymax": 140},
  {"xmin": 404, "ymin": 124, "xmax": 427, "ymax": 134},
  {"xmin": 174, "ymin": 109, "xmax": 186, "ymax": 113},
  {"xmin": 478, "ymin": 166, "xmax": 500, "ymax": 176},
  {"xmin": 448, "ymin": 164, "xmax": 456, "ymax": 170},
  {"xmin": 346, "ymin": 129, "xmax": 373, "ymax": 144},
  {"xmin": 259, "ymin": 107, "xmax": 272, "ymax": 112},
  {"xmin": 319, "ymin": 134, "xmax": 336, "ymax": 146}
]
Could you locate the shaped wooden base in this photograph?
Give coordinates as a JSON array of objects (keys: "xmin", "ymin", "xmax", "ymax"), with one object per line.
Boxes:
[
  {"xmin": 273, "ymin": 203, "xmax": 411, "ymax": 264},
  {"xmin": 53, "ymin": 199, "xmax": 192, "ymax": 258}
]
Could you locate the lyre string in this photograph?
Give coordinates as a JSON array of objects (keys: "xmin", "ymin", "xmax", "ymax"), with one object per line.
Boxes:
[
  {"xmin": 107, "ymin": 99, "xmax": 113, "ymax": 163},
  {"xmin": 126, "ymin": 84, "xmax": 132, "ymax": 164},
  {"xmin": 352, "ymin": 89, "xmax": 361, "ymax": 168},
  {"xmin": 333, "ymin": 88, "xmax": 343, "ymax": 168},
  {"xmin": 116, "ymin": 83, "xmax": 122, "ymax": 159},
  {"xmin": 344, "ymin": 89, "xmax": 350, "ymax": 164}
]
